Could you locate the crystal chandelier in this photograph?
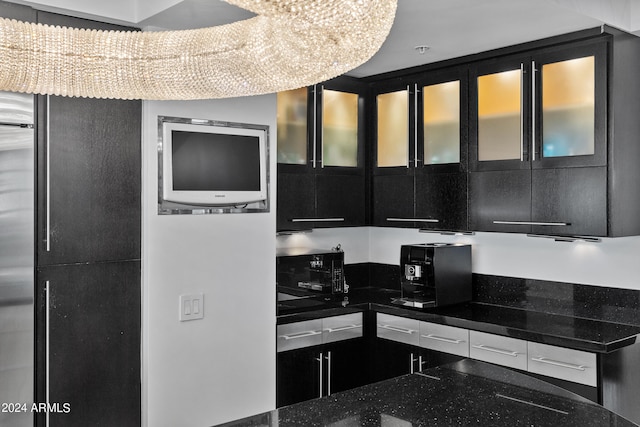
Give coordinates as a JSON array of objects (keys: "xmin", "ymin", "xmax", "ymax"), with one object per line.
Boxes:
[{"xmin": 0, "ymin": 0, "xmax": 397, "ymax": 100}]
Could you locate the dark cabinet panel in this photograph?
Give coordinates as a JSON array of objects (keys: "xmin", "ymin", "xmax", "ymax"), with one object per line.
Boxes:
[
  {"xmin": 36, "ymin": 261, "xmax": 141, "ymax": 427},
  {"xmin": 371, "ymin": 339, "xmax": 463, "ymax": 383},
  {"xmin": 276, "ymin": 77, "xmax": 367, "ymax": 232},
  {"xmin": 415, "ymin": 172, "xmax": 468, "ymax": 230},
  {"xmin": 531, "ymin": 167, "xmax": 607, "ymax": 236},
  {"xmin": 36, "ymin": 95, "xmax": 141, "ymax": 265},
  {"xmin": 316, "ymin": 174, "xmax": 365, "ymax": 227},
  {"xmin": 276, "ymin": 172, "xmax": 316, "ymax": 231},
  {"xmin": 276, "ymin": 338, "xmax": 367, "ymax": 408},
  {"xmin": 372, "ymin": 174, "xmax": 414, "ymax": 227},
  {"xmin": 326, "ymin": 338, "xmax": 368, "ymax": 395},
  {"xmin": 370, "ymin": 339, "xmax": 415, "ymax": 383},
  {"xmin": 276, "ymin": 346, "xmax": 321, "ymax": 408},
  {"xmin": 469, "ymin": 170, "xmax": 532, "ymax": 233}
]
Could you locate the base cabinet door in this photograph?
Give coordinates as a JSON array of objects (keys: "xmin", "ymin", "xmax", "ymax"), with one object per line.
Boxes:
[
  {"xmin": 36, "ymin": 261, "xmax": 141, "ymax": 427},
  {"xmin": 276, "ymin": 346, "xmax": 322, "ymax": 408},
  {"xmin": 326, "ymin": 338, "xmax": 368, "ymax": 395}
]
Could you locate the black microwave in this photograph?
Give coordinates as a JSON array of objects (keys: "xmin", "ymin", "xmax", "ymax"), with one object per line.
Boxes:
[{"xmin": 276, "ymin": 248, "xmax": 346, "ymax": 295}]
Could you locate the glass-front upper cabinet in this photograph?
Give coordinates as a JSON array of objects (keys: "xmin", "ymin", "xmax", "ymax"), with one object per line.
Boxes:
[
  {"xmin": 423, "ymin": 81, "xmax": 460, "ymax": 164},
  {"xmin": 470, "ymin": 40, "xmax": 606, "ymax": 171},
  {"xmin": 277, "ymin": 81, "xmax": 363, "ymax": 171},
  {"xmin": 376, "ymin": 87, "xmax": 410, "ymax": 168},
  {"xmin": 277, "ymin": 87, "xmax": 309, "ymax": 165},
  {"xmin": 374, "ymin": 68, "xmax": 467, "ymax": 173}
]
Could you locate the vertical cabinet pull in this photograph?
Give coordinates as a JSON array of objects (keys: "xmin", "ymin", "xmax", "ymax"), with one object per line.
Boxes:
[
  {"xmin": 532, "ymin": 60, "xmax": 537, "ymax": 161},
  {"xmin": 325, "ymin": 351, "xmax": 332, "ymax": 395},
  {"xmin": 316, "ymin": 352, "xmax": 323, "ymax": 397},
  {"xmin": 45, "ymin": 281, "xmax": 51, "ymax": 426},
  {"xmin": 414, "ymin": 83, "xmax": 419, "ymax": 168},
  {"xmin": 312, "ymin": 85, "xmax": 317, "ymax": 168},
  {"xmin": 520, "ymin": 63, "xmax": 524, "ymax": 162},
  {"xmin": 45, "ymin": 95, "xmax": 51, "ymax": 252}
]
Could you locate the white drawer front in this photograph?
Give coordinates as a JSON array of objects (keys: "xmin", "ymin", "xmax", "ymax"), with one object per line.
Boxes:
[
  {"xmin": 277, "ymin": 319, "xmax": 323, "ymax": 352},
  {"xmin": 376, "ymin": 313, "xmax": 420, "ymax": 346},
  {"xmin": 528, "ymin": 342, "xmax": 597, "ymax": 387},
  {"xmin": 469, "ymin": 331, "xmax": 527, "ymax": 370},
  {"xmin": 322, "ymin": 313, "xmax": 363, "ymax": 344},
  {"xmin": 419, "ymin": 322, "xmax": 469, "ymax": 357}
]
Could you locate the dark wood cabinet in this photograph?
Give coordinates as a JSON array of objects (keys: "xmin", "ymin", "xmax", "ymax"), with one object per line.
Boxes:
[
  {"xmin": 371, "ymin": 67, "xmax": 469, "ymax": 231},
  {"xmin": 277, "ymin": 77, "xmax": 367, "ymax": 232},
  {"xmin": 276, "ymin": 338, "xmax": 368, "ymax": 408},
  {"xmin": 277, "ymin": 346, "xmax": 321, "ymax": 407},
  {"xmin": 469, "ymin": 170, "xmax": 532, "ymax": 233},
  {"xmin": 371, "ymin": 338, "xmax": 463, "ymax": 383},
  {"xmin": 32, "ymin": 11, "xmax": 142, "ymax": 427},
  {"xmin": 36, "ymin": 94, "xmax": 141, "ymax": 265},
  {"xmin": 467, "ymin": 37, "xmax": 617, "ymax": 237},
  {"xmin": 36, "ymin": 262, "xmax": 141, "ymax": 427},
  {"xmin": 372, "ymin": 174, "xmax": 414, "ymax": 227}
]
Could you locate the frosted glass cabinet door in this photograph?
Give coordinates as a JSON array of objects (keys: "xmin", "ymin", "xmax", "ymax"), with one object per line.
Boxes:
[
  {"xmin": 477, "ymin": 68, "xmax": 523, "ymax": 162},
  {"xmin": 377, "ymin": 89, "xmax": 409, "ymax": 167},
  {"xmin": 423, "ymin": 80, "xmax": 460, "ymax": 165},
  {"xmin": 541, "ymin": 56, "xmax": 595, "ymax": 158},
  {"xmin": 277, "ymin": 87, "xmax": 308, "ymax": 165},
  {"xmin": 322, "ymin": 89, "xmax": 358, "ymax": 167}
]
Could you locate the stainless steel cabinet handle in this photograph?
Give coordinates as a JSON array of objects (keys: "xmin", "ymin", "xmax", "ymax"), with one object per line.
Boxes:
[
  {"xmin": 520, "ymin": 63, "xmax": 524, "ymax": 162},
  {"xmin": 378, "ymin": 324, "xmax": 416, "ymax": 335},
  {"xmin": 291, "ymin": 218, "xmax": 345, "ymax": 223},
  {"xmin": 414, "ymin": 83, "xmax": 419, "ymax": 168},
  {"xmin": 45, "ymin": 280, "xmax": 51, "ymax": 426},
  {"xmin": 324, "ymin": 324, "xmax": 362, "ymax": 333},
  {"xmin": 422, "ymin": 334, "xmax": 465, "ymax": 345},
  {"xmin": 278, "ymin": 330, "xmax": 322, "ymax": 340},
  {"xmin": 45, "ymin": 95, "xmax": 51, "ymax": 252},
  {"xmin": 316, "ymin": 352, "xmax": 323, "ymax": 397},
  {"xmin": 410, "ymin": 353, "xmax": 417, "ymax": 374},
  {"xmin": 530, "ymin": 356, "xmax": 586, "ymax": 371},
  {"xmin": 325, "ymin": 351, "xmax": 332, "ymax": 395},
  {"xmin": 386, "ymin": 218, "xmax": 439, "ymax": 223},
  {"xmin": 472, "ymin": 344, "xmax": 519, "ymax": 357},
  {"xmin": 312, "ymin": 85, "xmax": 317, "ymax": 168},
  {"xmin": 492, "ymin": 221, "xmax": 569, "ymax": 226},
  {"xmin": 532, "ymin": 60, "xmax": 537, "ymax": 162}
]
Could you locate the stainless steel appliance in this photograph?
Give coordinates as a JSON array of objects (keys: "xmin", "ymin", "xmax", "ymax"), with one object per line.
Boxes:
[
  {"xmin": 276, "ymin": 247, "xmax": 346, "ymax": 295},
  {"xmin": 0, "ymin": 91, "xmax": 34, "ymax": 427},
  {"xmin": 393, "ymin": 243, "xmax": 472, "ymax": 308}
]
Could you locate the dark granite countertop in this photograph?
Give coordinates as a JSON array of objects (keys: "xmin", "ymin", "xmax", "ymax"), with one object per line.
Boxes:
[
  {"xmin": 277, "ymin": 287, "xmax": 640, "ymax": 353},
  {"xmin": 216, "ymin": 359, "xmax": 638, "ymax": 427}
]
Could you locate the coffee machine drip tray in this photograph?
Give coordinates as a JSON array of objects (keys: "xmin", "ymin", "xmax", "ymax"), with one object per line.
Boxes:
[{"xmin": 391, "ymin": 297, "xmax": 436, "ymax": 309}]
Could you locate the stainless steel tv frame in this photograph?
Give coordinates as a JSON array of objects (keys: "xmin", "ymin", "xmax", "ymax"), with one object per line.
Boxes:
[{"xmin": 157, "ymin": 115, "xmax": 270, "ymax": 215}]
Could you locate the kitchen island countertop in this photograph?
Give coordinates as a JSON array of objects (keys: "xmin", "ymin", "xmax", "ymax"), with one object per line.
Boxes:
[{"xmin": 216, "ymin": 359, "xmax": 638, "ymax": 426}]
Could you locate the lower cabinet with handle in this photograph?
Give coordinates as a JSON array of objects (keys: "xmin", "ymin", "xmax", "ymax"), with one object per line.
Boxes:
[
  {"xmin": 373, "ymin": 313, "xmax": 464, "ymax": 382},
  {"xmin": 276, "ymin": 313, "xmax": 366, "ymax": 407}
]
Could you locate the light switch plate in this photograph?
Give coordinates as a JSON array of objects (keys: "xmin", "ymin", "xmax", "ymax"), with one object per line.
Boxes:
[{"xmin": 179, "ymin": 293, "xmax": 204, "ymax": 321}]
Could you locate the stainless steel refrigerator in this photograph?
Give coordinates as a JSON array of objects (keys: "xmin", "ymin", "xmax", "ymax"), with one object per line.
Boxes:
[{"xmin": 0, "ymin": 91, "xmax": 34, "ymax": 427}]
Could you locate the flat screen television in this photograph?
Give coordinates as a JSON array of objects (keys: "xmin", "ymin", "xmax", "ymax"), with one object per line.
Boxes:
[{"xmin": 160, "ymin": 117, "xmax": 269, "ymax": 208}]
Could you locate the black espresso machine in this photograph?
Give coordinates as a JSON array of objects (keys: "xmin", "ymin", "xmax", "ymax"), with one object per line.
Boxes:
[{"xmin": 393, "ymin": 243, "xmax": 472, "ymax": 308}]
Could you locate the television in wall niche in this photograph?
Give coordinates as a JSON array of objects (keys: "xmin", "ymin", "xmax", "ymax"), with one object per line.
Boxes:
[{"xmin": 158, "ymin": 116, "xmax": 269, "ymax": 215}]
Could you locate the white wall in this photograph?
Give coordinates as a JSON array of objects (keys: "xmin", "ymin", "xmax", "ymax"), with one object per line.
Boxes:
[
  {"xmin": 278, "ymin": 227, "xmax": 640, "ymax": 291},
  {"xmin": 142, "ymin": 97, "xmax": 276, "ymax": 427},
  {"xmin": 10, "ymin": 0, "xmax": 181, "ymax": 22}
]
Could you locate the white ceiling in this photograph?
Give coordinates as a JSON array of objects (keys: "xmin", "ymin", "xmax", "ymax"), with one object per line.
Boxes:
[{"xmin": 7, "ymin": 0, "xmax": 640, "ymax": 78}]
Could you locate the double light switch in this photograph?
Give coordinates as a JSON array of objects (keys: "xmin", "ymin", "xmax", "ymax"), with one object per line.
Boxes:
[{"xmin": 179, "ymin": 293, "xmax": 204, "ymax": 321}]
